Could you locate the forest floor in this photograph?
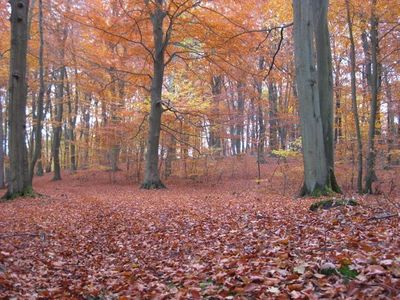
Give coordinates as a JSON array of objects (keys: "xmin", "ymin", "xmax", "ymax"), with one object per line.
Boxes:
[{"xmin": 0, "ymin": 158, "xmax": 399, "ymax": 299}]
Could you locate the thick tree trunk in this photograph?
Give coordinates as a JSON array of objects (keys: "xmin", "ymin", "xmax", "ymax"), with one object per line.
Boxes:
[
  {"xmin": 5, "ymin": 0, "xmax": 31, "ymax": 199},
  {"xmin": 365, "ymin": 0, "xmax": 380, "ymax": 193},
  {"xmin": 313, "ymin": 0, "xmax": 340, "ymax": 193},
  {"xmin": 142, "ymin": 1, "xmax": 167, "ymax": 189},
  {"xmin": 293, "ymin": 0, "xmax": 340, "ymax": 196},
  {"xmin": 30, "ymin": 0, "xmax": 45, "ymax": 181},
  {"xmin": 346, "ymin": 0, "xmax": 363, "ymax": 193}
]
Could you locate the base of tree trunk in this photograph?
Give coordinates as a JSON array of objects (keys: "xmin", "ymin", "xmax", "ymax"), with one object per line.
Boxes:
[
  {"xmin": 2, "ymin": 186, "xmax": 35, "ymax": 201},
  {"xmin": 364, "ymin": 171, "xmax": 378, "ymax": 194},
  {"xmin": 141, "ymin": 180, "xmax": 166, "ymax": 190},
  {"xmin": 299, "ymin": 170, "xmax": 341, "ymax": 197},
  {"xmin": 329, "ymin": 169, "xmax": 341, "ymax": 194}
]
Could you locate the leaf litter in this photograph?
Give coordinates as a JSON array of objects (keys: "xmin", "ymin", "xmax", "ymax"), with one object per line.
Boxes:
[{"xmin": 0, "ymin": 170, "xmax": 399, "ymax": 299}]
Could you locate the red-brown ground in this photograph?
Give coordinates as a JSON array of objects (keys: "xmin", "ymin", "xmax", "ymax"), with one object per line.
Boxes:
[{"xmin": 0, "ymin": 158, "xmax": 399, "ymax": 299}]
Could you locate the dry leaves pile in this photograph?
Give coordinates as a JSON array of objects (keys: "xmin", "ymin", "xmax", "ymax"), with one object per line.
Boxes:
[{"xmin": 0, "ymin": 169, "xmax": 399, "ymax": 299}]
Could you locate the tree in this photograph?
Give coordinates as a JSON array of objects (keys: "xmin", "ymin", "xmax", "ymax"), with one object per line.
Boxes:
[
  {"xmin": 293, "ymin": 0, "xmax": 340, "ymax": 196},
  {"xmin": 345, "ymin": 0, "xmax": 363, "ymax": 194},
  {"xmin": 52, "ymin": 22, "xmax": 68, "ymax": 181},
  {"xmin": 141, "ymin": 0, "xmax": 168, "ymax": 189},
  {"xmin": 5, "ymin": 0, "xmax": 31, "ymax": 199},
  {"xmin": 30, "ymin": 0, "xmax": 45, "ymax": 181},
  {"xmin": 0, "ymin": 93, "xmax": 5, "ymax": 189},
  {"xmin": 364, "ymin": 0, "xmax": 380, "ymax": 194}
]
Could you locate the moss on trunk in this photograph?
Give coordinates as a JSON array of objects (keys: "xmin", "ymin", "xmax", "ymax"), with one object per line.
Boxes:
[
  {"xmin": 141, "ymin": 180, "xmax": 166, "ymax": 190},
  {"xmin": 2, "ymin": 186, "xmax": 35, "ymax": 200}
]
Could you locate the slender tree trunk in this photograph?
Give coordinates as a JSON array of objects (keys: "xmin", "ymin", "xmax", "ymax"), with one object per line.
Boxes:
[
  {"xmin": 0, "ymin": 94, "xmax": 5, "ymax": 189},
  {"xmin": 383, "ymin": 68, "xmax": 395, "ymax": 165},
  {"xmin": 346, "ymin": 0, "xmax": 363, "ymax": 193},
  {"xmin": 52, "ymin": 22, "xmax": 68, "ymax": 180},
  {"xmin": 268, "ymin": 81, "xmax": 278, "ymax": 151},
  {"xmin": 30, "ymin": 0, "xmax": 45, "ymax": 181},
  {"xmin": 52, "ymin": 67, "xmax": 65, "ymax": 181},
  {"xmin": 365, "ymin": 0, "xmax": 380, "ymax": 193},
  {"xmin": 142, "ymin": 0, "xmax": 167, "ymax": 189},
  {"xmin": 70, "ymin": 70, "xmax": 79, "ymax": 171},
  {"xmin": 164, "ymin": 134, "xmax": 176, "ymax": 178},
  {"xmin": 332, "ymin": 38, "xmax": 342, "ymax": 143},
  {"xmin": 5, "ymin": 0, "xmax": 31, "ymax": 199},
  {"xmin": 255, "ymin": 57, "xmax": 266, "ymax": 163},
  {"xmin": 82, "ymin": 95, "xmax": 91, "ymax": 168},
  {"xmin": 236, "ymin": 81, "xmax": 245, "ymax": 154},
  {"xmin": 44, "ymin": 85, "xmax": 52, "ymax": 173},
  {"xmin": 109, "ymin": 71, "xmax": 124, "ymax": 172},
  {"xmin": 209, "ymin": 75, "xmax": 222, "ymax": 153}
]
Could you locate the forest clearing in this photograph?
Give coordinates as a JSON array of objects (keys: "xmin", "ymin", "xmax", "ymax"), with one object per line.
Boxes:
[{"xmin": 1, "ymin": 0, "xmax": 400, "ymax": 298}]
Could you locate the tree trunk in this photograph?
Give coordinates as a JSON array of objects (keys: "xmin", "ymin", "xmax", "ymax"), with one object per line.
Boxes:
[
  {"xmin": 235, "ymin": 81, "xmax": 245, "ymax": 154},
  {"xmin": 142, "ymin": 1, "xmax": 167, "ymax": 189},
  {"xmin": 5, "ymin": 0, "xmax": 31, "ymax": 199},
  {"xmin": 255, "ymin": 57, "xmax": 266, "ymax": 163},
  {"xmin": 267, "ymin": 81, "xmax": 278, "ymax": 151},
  {"xmin": 52, "ymin": 67, "xmax": 65, "ymax": 181},
  {"xmin": 0, "ymin": 93, "xmax": 5, "ymax": 189},
  {"xmin": 383, "ymin": 68, "xmax": 395, "ymax": 165},
  {"xmin": 345, "ymin": 0, "xmax": 363, "ymax": 193},
  {"xmin": 293, "ymin": 0, "xmax": 340, "ymax": 196},
  {"xmin": 364, "ymin": 0, "xmax": 380, "ymax": 193},
  {"xmin": 44, "ymin": 85, "xmax": 52, "ymax": 173},
  {"xmin": 332, "ymin": 37, "xmax": 342, "ymax": 143},
  {"xmin": 209, "ymin": 75, "xmax": 222, "ymax": 154},
  {"xmin": 30, "ymin": 0, "xmax": 45, "ymax": 181},
  {"xmin": 164, "ymin": 134, "xmax": 176, "ymax": 178}
]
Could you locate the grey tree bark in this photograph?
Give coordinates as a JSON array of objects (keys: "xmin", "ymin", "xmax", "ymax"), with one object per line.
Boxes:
[
  {"xmin": 164, "ymin": 134, "xmax": 176, "ymax": 178},
  {"xmin": 364, "ymin": 0, "xmax": 380, "ymax": 193},
  {"xmin": 384, "ymin": 68, "xmax": 395, "ymax": 165},
  {"xmin": 293, "ymin": 0, "xmax": 340, "ymax": 196},
  {"xmin": 142, "ymin": 0, "xmax": 168, "ymax": 189},
  {"xmin": 235, "ymin": 81, "xmax": 245, "ymax": 154},
  {"xmin": 30, "ymin": 0, "xmax": 45, "ymax": 182},
  {"xmin": 5, "ymin": 0, "xmax": 31, "ymax": 199},
  {"xmin": 52, "ymin": 67, "xmax": 65, "ymax": 181},
  {"xmin": 267, "ymin": 81, "xmax": 278, "ymax": 151},
  {"xmin": 255, "ymin": 57, "xmax": 266, "ymax": 163},
  {"xmin": 52, "ymin": 23, "xmax": 68, "ymax": 180},
  {"xmin": 345, "ymin": 0, "xmax": 363, "ymax": 193},
  {"xmin": 209, "ymin": 75, "xmax": 222, "ymax": 153},
  {"xmin": 0, "ymin": 93, "xmax": 5, "ymax": 189}
]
